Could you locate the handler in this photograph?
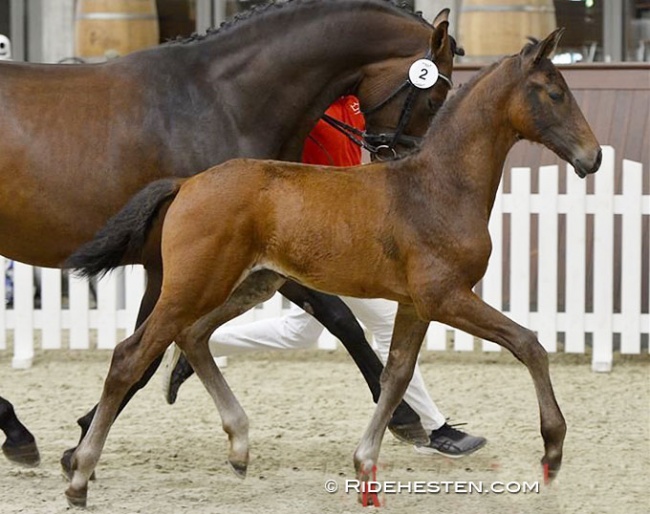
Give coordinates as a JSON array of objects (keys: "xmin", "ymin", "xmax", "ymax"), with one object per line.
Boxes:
[{"xmin": 161, "ymin": 96, "xmax": 486, "ymax": 458}]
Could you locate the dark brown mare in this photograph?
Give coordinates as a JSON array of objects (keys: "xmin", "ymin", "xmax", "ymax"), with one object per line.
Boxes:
[
  {"xmin": 64, "ymin": 29, "xmax": 601, "ymax": 507},
  {"xmin": 0, "ymin": 0, "xmax": 460, "ymax": 469}
]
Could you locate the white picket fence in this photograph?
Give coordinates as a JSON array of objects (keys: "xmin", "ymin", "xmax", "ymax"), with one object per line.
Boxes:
[{"xmin": 1, "ymin": 146, "xmax": 648, "ymax": 371}]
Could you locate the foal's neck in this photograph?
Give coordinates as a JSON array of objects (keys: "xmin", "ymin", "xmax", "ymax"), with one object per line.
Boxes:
[{"xmin": 417, "ymin": 58, "xmax": 521, "ymax": 216}]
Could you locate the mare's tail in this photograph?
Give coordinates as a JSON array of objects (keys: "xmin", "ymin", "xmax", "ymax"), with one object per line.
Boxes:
[{"xmin": 65, "ymin": 178, "xmax": 183, "ymax": 278}]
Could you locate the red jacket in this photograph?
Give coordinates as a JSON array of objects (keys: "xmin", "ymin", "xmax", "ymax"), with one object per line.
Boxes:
[{"xmin": 302, "ymin": 95, "xmax": 365, "ymax": 167}]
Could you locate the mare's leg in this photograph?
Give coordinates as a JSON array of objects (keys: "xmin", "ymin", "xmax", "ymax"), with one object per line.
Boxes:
[
  {"xmin": 61, "ymin": 266, "xmax": 163, "ymax": 477},
  {"xmin": 433, "ymin": 289, "xmax": 565, "ymax": 480},
  {"xmin": 0, "ymin": 395, "xmax": 40, "ymax": 466},
  {"xmin": 353, "ymin": 304, "xmax": 428, "ymax": 480},
  {"xmin": 278, "ymin": 282, "xmax": 422, "ymax": 431}
]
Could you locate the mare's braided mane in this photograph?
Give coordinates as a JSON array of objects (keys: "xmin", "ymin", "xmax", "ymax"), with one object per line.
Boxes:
[{"xmin": 165, "ymin": 0, "xmax": 433, "ymax": 46}]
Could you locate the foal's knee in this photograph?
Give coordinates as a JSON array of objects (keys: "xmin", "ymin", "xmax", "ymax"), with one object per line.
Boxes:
[
  {"xmin": 379, "ymin": 352, "xmax": 415, "ymax": 390},
  {"xmin": 513, "ymin": 329, "xmax": 548, "ymax": 366}
]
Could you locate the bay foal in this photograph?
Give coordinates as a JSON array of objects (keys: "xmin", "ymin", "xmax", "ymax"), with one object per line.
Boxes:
[{"xmin": 65, "ymin": 29, "xmax": 601, "ymax": 506}]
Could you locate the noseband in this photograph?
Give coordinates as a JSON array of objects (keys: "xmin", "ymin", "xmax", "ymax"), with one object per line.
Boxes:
[{"xmin": 321, "ymin": 51, "xmax": 453, "ymax": 160}]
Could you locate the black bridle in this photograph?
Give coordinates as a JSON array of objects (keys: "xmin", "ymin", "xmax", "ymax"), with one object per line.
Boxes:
[{"xmin": 321, "ymin": 52, "xmax": 453, "ymax": 160}]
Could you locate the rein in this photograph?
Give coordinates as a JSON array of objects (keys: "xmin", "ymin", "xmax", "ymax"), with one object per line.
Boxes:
[{"xmin": 321, "ymin": 53, "xmax": 453, "ymax": 160}]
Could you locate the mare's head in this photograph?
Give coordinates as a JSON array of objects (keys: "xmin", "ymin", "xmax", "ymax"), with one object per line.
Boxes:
[
  {"xmin": 507, "ymin": 29, "xmax": 601, "ymax": 177},
  {"xmin": 357, "ymin": 9, "xmax": 461, "ymax": 158}
]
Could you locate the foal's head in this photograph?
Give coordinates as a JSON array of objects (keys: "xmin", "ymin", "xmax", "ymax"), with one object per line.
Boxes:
[
  {"xmin": 357, "ymin": 9, "xmax": 460, "ymax": 158},
  {"xmin": 507, "ymin": 29, "xmax": 601, "ymax": 177}
]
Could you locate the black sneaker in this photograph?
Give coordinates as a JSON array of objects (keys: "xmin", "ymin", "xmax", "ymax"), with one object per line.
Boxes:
[{"xmin": 414, "ymin": 423, "xmax": 487, "ymax": 458}]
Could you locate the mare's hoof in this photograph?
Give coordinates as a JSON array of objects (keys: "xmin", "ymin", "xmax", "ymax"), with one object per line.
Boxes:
[
  {"xmin": 65, "ymin": 485, "xmax": 88, "ymax": 509},
  {"xmin": 2, "ymin": 439, "xmax": 40, "ymax": 467},
  {"xmin": 60, "ymin": 448, "xmax": 96, "ymax": 481},
  {"xmin": 228, "ymin": 459, "xmax": 248, "ymax": 479},
  {"xmin": 388, "ymin": 421, "xmax": 429, "ymax": 446}
]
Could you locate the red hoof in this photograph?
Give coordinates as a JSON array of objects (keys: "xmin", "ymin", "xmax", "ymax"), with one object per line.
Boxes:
[{"xmin": 358, "ymin": 464, "xmax": 381, "ymax": 507}]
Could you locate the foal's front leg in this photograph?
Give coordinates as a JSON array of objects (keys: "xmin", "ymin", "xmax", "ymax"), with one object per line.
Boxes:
[
  {"xmin": 353, "ymin": 303, "xmax": 428, "ymax": 479},
  {"xmin": 434, "ymin": 289, "xmax": 566, "ymax": 480}
]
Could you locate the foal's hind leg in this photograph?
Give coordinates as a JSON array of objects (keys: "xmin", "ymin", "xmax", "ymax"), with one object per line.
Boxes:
[
  {"xmin": 432, "ymin": 289, "xmax": 566, "ymax": 480},
  {"xmin": 353, "ymin": 304, "xmax": 428, "ymax": 484},
  {"xmin": 61, "ymin": 266, "xmax": 164, "ymax": 478},
  {"xmin": 65, "ymin": 309, "xmax": 188, "ymax": 507},
  {"xmin": 175, "ymin": 270, "xmax": 286, "ymax": 478}
]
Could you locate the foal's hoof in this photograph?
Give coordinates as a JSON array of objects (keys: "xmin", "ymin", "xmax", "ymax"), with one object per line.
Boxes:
[
  {"xmin": 2, "ymin": 439, "xmax": 40, "ymax": 467},
  {"xmin": 61, "ymin": 448, "xmax": 96, "ymax": 481},
  {"xmin": 65, "ymin": 485, "xmax": 88, "ymax": 509},
  {"xmin": 228, "ymin": 459, "xmax": 248, "ymax": 479},
  {"xmin": 541, "ymin": 458, "xmax": 561, "ymax": 484}
]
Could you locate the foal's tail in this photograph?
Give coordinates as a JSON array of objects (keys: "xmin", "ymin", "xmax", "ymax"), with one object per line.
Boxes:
[{"xmin": 65, "ymin": 178, "xmax": 184, "ymax": 278}]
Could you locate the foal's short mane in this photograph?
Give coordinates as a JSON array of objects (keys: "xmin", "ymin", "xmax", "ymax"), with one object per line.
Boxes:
[
  {"xmin": 420, "ymin": 53, "xmax": 513, "ymax": 137},
  {"xmin": 166, "ymin": 0, "xmax": 433, "ymax": 45}
]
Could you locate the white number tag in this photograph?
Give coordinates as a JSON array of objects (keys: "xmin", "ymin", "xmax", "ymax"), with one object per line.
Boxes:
[{"xmin": 408, "ymin": 59, "xmax": 439, "ymax": 89}]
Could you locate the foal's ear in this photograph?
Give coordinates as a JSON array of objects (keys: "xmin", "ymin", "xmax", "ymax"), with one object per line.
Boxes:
[
  {"xmin": 432, "ymin": 8, "xmax": 450, "ymax": 27},
  {"xmin": 527, "ymin": 27, "xmax": 565, "ymax": 65}
]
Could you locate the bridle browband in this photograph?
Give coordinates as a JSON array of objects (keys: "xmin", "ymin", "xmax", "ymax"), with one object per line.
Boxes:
[{"xmin": 321, "ymin": 50, "xmax": 453, "ymax": 160}]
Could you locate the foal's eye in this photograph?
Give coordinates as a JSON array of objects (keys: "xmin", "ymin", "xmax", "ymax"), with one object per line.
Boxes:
[{"xmin": 548, "ymin": 91, "xmax": 564, "ymax": 102}]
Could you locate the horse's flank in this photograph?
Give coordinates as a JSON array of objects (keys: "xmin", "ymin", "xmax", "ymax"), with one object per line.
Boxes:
[{"xmin": 0, "ymin": 0, "xmax": 437, "ymax": 267}]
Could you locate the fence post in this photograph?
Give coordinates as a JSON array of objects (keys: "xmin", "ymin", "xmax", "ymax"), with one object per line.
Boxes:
[
  {"xmin": 510, "ymin": 167, "xmax": 531, "ymax": 328},
  {"xmin": 12, "ymin": 262, "xmax": 34, "ymax": 368},
  {"xmin": 537, "ymin": 165, "xmax": 559, "ymax": 351},
  {"xmin": 565, "ymin": 162, "xmax": 587, "ymax": 353},
  {"xmin": 592, "ymin": 146, "xmax": 615, "ymax": 372},
  {"xmin": 620, "ymin": 159, "xmax": 643, "ymax": 354},
  {"xmin": 481, "ymin": 180, "xmax": 503, "ymax": 352}
]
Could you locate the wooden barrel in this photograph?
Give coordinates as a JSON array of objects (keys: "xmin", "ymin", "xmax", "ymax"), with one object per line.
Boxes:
[
  {"xmin": 459, "ymin": 0, "xmax": 556, "ymax": 61},
  {"xmin": 75, "ymin": 0, "xmax": 160, "ymax": 60}
]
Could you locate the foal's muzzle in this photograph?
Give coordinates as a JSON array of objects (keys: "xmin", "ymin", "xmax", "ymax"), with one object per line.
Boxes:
[{"xmin": 573, "ymin": 148, "xmax": 602, "ymax": 178}]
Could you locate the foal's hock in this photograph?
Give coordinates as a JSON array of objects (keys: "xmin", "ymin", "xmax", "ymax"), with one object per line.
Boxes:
[{"xmin": 65, "ymin": 29, "xmax": 600, "ymax": 507}]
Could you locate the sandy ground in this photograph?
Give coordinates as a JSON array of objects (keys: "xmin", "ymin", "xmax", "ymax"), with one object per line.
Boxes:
[{"xmin": 0, "ymin": 347, "xmax": 648, "ymax": 514}]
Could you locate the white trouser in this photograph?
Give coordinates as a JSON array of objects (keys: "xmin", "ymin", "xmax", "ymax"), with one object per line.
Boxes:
[{"xmin": 209, "ymin": 297, "xmax": 446, "ymax": 431}]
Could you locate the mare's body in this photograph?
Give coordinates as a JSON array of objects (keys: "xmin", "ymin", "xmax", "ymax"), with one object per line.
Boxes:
[
  {"xmin": 0, "ymin": 0, "xmax": 457, "ymax": 464},
  {"xmin": 64, "ymin": 30, "xmax": 601, "ymax": 507}
]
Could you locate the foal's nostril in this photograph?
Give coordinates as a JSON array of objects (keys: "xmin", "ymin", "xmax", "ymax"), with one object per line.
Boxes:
[{"xmin": 594, "ymin": 148, "xmax": 603, "ymax": 172}]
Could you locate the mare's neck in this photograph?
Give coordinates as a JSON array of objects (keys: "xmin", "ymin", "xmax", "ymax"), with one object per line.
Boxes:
[
  {"xmin": 185, "ymin": 2, "xmax": 431, "ymax": 161},
  {"xmin": 416, "ymin": 58, "xmax": 521, "ymax": 217}
]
